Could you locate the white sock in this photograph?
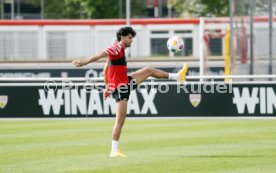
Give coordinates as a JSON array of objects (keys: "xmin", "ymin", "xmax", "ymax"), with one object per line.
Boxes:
[
  {"xmin": 111, "ymin": 140, "xmax": 119, "ymax": 153},
  {"xmin": 168, "ymin": 73, "xmax": 179, "ymax": 80}
]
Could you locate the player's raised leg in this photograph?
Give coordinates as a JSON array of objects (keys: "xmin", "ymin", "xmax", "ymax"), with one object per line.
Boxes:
[
  {"xmin": 131, "ymin": 66, "xmax": 168, "ymax": 84},
  {"xmin": 110, "ymin": 100, "xmax": 128, "ymax": 158},
  {"xmin": 131, "ymin": 64, "xmax": 189, "ymax": 84}
]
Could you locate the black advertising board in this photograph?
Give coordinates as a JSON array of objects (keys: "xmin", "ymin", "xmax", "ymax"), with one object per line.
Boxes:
[{"xmin": 0, "ymin": 82, "xmax": 275, "ymax": 117}]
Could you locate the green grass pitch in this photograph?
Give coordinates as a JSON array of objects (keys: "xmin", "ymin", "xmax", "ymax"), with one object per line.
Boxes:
[{"xmin": 1, "ymin": 118, "xmax": 276, "ymax": 173}]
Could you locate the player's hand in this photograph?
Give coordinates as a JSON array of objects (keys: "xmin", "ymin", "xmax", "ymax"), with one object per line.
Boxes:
[
  {"xmin": 72, "ymin": 59, "xmax": 87, "ymax": 67},
  {"xmin": 104, "ymin": 89, "xmax": 111, "ymax": 100}
]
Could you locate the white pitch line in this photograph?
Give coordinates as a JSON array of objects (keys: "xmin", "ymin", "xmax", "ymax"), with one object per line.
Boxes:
[{"xmin": 0, "ymin": 116, "xmax": 276, "ymax": 121}]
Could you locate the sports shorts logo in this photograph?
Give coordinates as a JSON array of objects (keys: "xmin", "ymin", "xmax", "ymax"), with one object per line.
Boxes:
[
  {"xmin": 189, "ymin": 94, "xmax": 201, "ymax": 108},
  {"xmin": 0, "ymin": 96, "xmax": 8, "ymax": 109}
]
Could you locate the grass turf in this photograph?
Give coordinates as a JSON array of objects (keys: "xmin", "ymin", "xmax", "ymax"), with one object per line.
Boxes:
[{"xmin": 0, "ymin": 118, "xmax": 276, "ymax": 173}]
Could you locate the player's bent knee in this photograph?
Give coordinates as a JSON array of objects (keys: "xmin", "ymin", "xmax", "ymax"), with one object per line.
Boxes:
[{"xmin": 144, "ymin": 66, "xmax": 154, "ymax": 73}]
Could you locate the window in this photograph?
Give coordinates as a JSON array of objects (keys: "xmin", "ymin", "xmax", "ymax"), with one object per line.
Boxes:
[
  {"xmin": 151, "ymin": 31, "xmax": 169, "ymax": 34},
  {"xmin": 151, "ymin": 38, "xmax": 169, "ymax": 56},
  {"xmin": 209, "ymin": 38, "xmax": 222, "ymax": 56},
  {"xmin": 174, "ymin": 30, "xmax": 192, "ymax": 34}
]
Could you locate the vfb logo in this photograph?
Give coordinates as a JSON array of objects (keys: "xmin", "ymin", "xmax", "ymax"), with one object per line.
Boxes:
[{"xmin": 233, "ymin": 87, "xmax": 276, "ymax": 114}]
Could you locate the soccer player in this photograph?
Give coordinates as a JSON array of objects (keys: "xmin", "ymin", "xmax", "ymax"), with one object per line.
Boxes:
[{"xmin": 72, "ymin": 26, "xmax": 188, "ymax": 158}]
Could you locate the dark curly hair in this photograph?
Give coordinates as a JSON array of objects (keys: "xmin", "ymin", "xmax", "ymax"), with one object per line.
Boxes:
[{"xmin": 116, "ymin": 26, "xmax": 136, "ymax": 41}]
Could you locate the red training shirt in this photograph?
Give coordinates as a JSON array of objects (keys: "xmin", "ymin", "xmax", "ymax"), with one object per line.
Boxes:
[{"xmin": 105, "ymin": 42, "xmax": 128, "ymax": 90}]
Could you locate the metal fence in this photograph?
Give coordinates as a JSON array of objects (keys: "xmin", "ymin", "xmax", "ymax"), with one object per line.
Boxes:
[{"xmin": 230, "ymin": 0, "xmax": 276, "ymax": 75}]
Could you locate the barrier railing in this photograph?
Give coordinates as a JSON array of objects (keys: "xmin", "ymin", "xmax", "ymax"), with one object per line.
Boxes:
[{"xmin": 1, "ymin": 75, "xmax": 276, "ymax": 82}]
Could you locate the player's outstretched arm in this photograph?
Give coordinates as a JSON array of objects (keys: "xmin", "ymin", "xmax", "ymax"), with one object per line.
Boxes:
[
  {"xmin": 103, "ymin": 61, "xmax": 111, "ymax": 99},
  {"xmin": 72, "ymin": 51, "xmax": 107, "ymax": 67}
]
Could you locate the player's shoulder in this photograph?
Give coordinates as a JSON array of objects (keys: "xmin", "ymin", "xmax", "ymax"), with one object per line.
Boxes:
[
  {"xmin": 111, "ymin": 42, "xmax": 122, "ymax": 49},
  {"xmin": 105, "ymin": 42, "xmax": 123, "ymax": 56}
]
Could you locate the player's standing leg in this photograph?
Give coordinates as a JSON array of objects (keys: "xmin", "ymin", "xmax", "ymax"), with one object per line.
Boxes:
[{"xmin": 110, "ymin": 100, "xmax": 128, "ymax": 158}]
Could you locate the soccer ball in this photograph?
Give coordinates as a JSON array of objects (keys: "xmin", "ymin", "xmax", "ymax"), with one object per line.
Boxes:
[{"xmin": 167, "ymin": 36, "xmax": 184, "ymax": 53}]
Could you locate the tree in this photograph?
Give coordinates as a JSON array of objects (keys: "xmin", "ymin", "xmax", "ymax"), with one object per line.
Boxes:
[
  {"xmin": 32, "ymin": 0, "xmax": 146, "ymax": 19},
  {"xmin": 214, "ymin": 0, "xmax": 276, "ymax": 17},
  {"xmin": 169, "ymin": 0, "xmax": 229, "ymax": 17}
]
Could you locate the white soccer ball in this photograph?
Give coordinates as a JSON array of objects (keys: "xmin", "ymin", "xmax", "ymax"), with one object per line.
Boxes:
[{"xmin": 167, "ymin": 36, "xmax": 184, "ymax": 53}]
